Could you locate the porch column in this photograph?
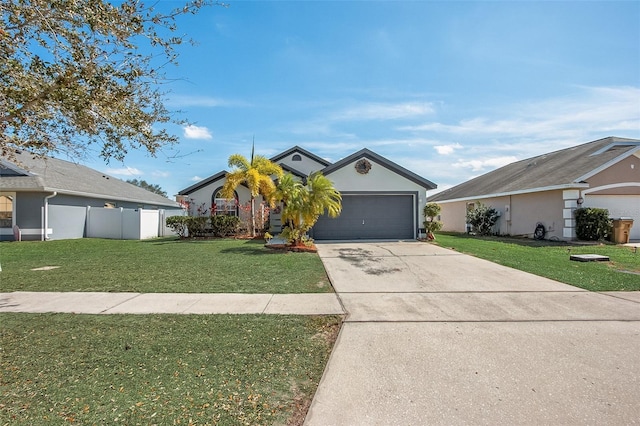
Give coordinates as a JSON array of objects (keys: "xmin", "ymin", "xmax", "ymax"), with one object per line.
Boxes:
[{"xmin": 562, "ymin": 189, "xmax": 581, "ymax": 240}]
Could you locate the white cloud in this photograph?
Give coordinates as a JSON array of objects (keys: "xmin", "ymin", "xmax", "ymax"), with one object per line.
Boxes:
[
  {"xmin": 399, "ymin": 86, "xmax": 640, "ymax": 144},
  {"xmin": 191, "ymin": 175, "xmax": 203, "ymax": 182},
  {"xmin": 184, "ymin": 125, "xmax": 213, "ymax": 140},
  {"xmin": 434, "ymin": 143, "xmax": 463, "ymax": 155},
  {"xmin": 334, "ymin": 101, "xmax": 434, "ymax": 122},
  {"xmin": 105, "ymin": 167, "xmax": 142, "ymax": 176},
  {"xmin": 152, "ymin": 170, "xmax": 171, "ymax": 178}
]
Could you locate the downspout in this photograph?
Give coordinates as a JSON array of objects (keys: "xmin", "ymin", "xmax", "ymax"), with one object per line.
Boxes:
[{"xmin": 43, "ymin": 192, "xmax": 57, "ymax": 241}]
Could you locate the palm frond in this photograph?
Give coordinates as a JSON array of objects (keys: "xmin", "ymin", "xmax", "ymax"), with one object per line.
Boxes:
[
  {"xmin": 228, "ymin": 154, "xmax": 250, "ymax": 171},
  {"xmin": 221, "ymin": 171, "xmax": 246, "ymax": 198},
  {"xmin": 253, "ymin": 155, "xmax": 284, "ymax": 178}
]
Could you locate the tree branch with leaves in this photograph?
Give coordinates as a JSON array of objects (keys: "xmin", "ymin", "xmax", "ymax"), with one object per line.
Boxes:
[{"xmin": 1, "ymin": 0, "xmax": 225, "ymax": 162}]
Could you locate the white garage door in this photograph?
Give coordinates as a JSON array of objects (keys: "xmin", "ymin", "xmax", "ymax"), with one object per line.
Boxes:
[{"xmin": 584, "ymin": 195, "xmax": 640, "ymax": 241}]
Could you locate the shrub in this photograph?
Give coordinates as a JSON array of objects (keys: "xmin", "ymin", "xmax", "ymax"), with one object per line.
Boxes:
[
  {"xmin": 166, "ymin": 216, "xmax": 189, "ymax": 238},
  {"xmin": 187, "ymin": 216, "xmax": 209, "ymax": 237},
  {"xmin": 574, "ymin": 208, "xmax": 611, "ymax": 241},
  {"xmin": 466, "ymin": 202, "xmax": 499, "ymax": 236},
  {"xmin": 281, "ymin": 226, "xmax": 314, "ymax": 247},
  {"xmin": 423, "ymin": 202, "xmax": 442, "ymax": 239},
  {"xmin": 210, "ymin": 215, "xmax": 240, "ymax": 237},
  {"xmin": 167, "ymin": 215, "xmax": 242, "ymax": 238}
]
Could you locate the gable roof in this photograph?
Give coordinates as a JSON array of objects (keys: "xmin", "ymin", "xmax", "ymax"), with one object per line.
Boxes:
[
  {"xmin": 428, "ymin": 136, "xmax": 640, "ymax": 203},
  {"xmin": 279, "ymin": 163, "xmax": 308, "ymax": 179},
  {"xmin": 321, "ymin": 148, "xmax": 437, "ymax": 190},
  {"xmin": 0, "ymin": 151, "xmax": 181, "ymax": 208},
  {"xmin": 178, "ymin": 171, "xmax": 228, "ymax": 195},
  {"xmin": 270, "ymin": 145, "xmax": 332, "ymax": 167},
  {"xmin": 178, "ymin": 146, "xmax": 437, "ymax": 194}
]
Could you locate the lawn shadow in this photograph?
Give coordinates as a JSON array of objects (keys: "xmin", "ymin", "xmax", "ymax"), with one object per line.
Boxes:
[
  {"xmin": 142, "ymin": 237, "xmax": 270, "ymax": 247},
  {"xmin": 220, "ymin": 239, "xmax": 282, "ymax": 255}
]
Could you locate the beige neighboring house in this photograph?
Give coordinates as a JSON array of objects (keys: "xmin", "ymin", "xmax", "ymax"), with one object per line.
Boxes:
[
  {"xmin": 427, "ymin": 136, "xmax": 640, "ymax": 241},
  {"xmin": 178, "ymin": 146, "xmax": 437, "ymax": 240}
]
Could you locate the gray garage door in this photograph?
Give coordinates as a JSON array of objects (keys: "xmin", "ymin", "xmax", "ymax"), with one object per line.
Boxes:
[{"xmin": 312, "ymin": 194, "xmax": 414, "ymax": 240}]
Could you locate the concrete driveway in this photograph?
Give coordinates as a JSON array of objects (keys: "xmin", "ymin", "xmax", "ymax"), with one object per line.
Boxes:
[{"xmin": 305, "ymin": 241, "xmax": 640, "ymax": 425}]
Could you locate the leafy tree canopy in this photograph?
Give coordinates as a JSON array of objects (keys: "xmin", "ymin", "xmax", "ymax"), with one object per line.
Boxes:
[
  {"xmin": 126, "ymin": 178, "xmax": 168, "ymax": 198},
  {"xmin": 1, "ymin": 0, "xmax": 222, "ymax": 162}
]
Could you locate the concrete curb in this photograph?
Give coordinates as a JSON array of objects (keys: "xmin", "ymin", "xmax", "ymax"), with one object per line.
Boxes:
[{"xmin": 0, "ymin": 291, "xmax": 345, "ymax": 315}]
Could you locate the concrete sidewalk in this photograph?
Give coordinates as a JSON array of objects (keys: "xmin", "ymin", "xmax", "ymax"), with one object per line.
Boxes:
[
  {"xmin": 306, "ymin": 241, "xmax": 640, "ymax": 425},
  {"xmin": 0, "ymin": 291, "xmax": 345, "ymax": 315}
]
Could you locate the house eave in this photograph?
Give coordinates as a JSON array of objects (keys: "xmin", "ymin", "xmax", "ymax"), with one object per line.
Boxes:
[
  {"xmin": 270, "ymin": 145, "xmax": 332, "ymax": 167},
  {"xmin": 178, "ymin": 171, "xmax": 229, "ymax": 195},
  {"xmin": 430, "ymin": 183, "xmax": 590, "ymax": 204},
  {"xmin": 55, "ymin": 188, "xmax": 181, "ymax": 207}
]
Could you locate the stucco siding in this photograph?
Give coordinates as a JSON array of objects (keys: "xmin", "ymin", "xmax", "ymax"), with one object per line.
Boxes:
[
  {"xmin": 437, "ymin": 190, "xmax": 564, "ymax": 239},
  {"xmin": 15, "ymin": 192, "xmax": 43, "ymax": 230},
  {"xmin": 327, "ymin": 158, "xmax": 422, "ymax": 192},
  {"xmin": 278, "ymin": 155, "xmax": 325, "ymax": 175},
  {"xmin": 586, "ymin": 154, "xmax": 639, "ymax": 189},
  {"xmin": 438, "ymin": 202, "xmax": 468, "ymax": 233},
  {"xmin": 2, "ymin": 192, "xmax": 44, "ymax": 241},
  {"xmin": 509, "ymin": 191, "xmax": 564, "ymax": 239}
]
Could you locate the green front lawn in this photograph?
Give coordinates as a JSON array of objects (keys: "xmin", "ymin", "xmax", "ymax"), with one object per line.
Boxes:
[
  {"xmin": 433, "ymin": 233, "xmax": 640, "ymax": 291},
  {"xmin": 0, "ymin": 238, "xmax": 331, "ymax": 293},
  {"xmin": 0, "ymin": 313, "xmax": 342, "ymax": 425}
]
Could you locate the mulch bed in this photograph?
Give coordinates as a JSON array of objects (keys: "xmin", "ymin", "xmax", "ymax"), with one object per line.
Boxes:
[{"xmin": 265, "ymin": 244, "xmax": 318, "ymax": 253}]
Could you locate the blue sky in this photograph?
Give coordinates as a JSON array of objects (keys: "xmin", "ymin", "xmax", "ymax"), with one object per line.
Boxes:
[{"xmin": 86, "ymin": 1, "xmax": 639, "ymax": 198}]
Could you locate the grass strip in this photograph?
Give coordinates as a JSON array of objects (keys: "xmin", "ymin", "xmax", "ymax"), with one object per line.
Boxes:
[
  {"xmin": 433, "ymin": 233, "xmax": 640, "ymax": 291},
  {"xmin": 0, "ymin": 238, "xmax": 331, "ymax": 293},
  {"xmin": 0, "ymin": 313, "xmax": 342, "ymax": 425}
]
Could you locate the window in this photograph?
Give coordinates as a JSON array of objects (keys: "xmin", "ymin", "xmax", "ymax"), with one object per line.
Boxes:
[
  {"xmin": 212, "ymin": 189, "xmax": 238, "ymax": 216},
  {"xmin": 292, "ymin": 154, "xmax": 302, "ymax": 161},
  {"xmin": 0, "ymin": 195, "xmax": 14, "ymax": 228}
]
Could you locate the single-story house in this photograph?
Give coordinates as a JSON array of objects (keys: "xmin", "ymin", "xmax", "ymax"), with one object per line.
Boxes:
[
  {"xmin": 1, "ymin": 151, "xmax": 184, "ymax": 241},
  {"xmin": 427, "ymin": 136, "xmax": 640, "ymax": 241},
  {"xmin": 178, "ymin": 146, "xmax": 437, "ymax": 240}
]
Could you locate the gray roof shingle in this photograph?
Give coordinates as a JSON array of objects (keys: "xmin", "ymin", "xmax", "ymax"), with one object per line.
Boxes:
[
  {"xmin": 428, "ymin": 137, "xmax": 640, "ymax": 202},
  {"xmin": 1, "ymin": 151, "xmax": 181, "ymax": 207}
]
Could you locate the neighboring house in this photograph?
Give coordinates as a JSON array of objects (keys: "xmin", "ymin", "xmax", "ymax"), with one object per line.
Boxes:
[
  {"xmin": 428, "ymin": 136, "xmax": 640, "ymax": 241},
  {"xmin": 0, "ymin": 151, "xmax": 184, "ymax": 241},
  {"xmin": 178, "ymin": 146, "xmax": 437, "ymax": 240}
]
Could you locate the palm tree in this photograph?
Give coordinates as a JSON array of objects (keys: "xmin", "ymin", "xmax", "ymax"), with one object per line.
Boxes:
[
  {"xmin": 276, "ymin": 172, "xmax": 342, "ymax": 245},
  {"xmin": 221, "ymin": 146, "xmax": 283, "ymax": 237}
]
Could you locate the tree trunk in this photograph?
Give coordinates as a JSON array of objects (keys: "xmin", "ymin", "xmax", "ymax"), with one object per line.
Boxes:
[{"xmin": 250, "ymin": 196, "xmax": 256, "ymax": 237}]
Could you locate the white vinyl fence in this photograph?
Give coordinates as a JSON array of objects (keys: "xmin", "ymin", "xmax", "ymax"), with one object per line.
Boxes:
[{"xmin": 86, "ymin": 207, "xmax": 179, "ymax": 240}]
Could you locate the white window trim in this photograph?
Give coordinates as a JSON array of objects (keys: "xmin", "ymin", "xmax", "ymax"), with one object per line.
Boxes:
[{"xmin": 0, "ymin": 192, "xmax": 16, "ymax": 229}]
